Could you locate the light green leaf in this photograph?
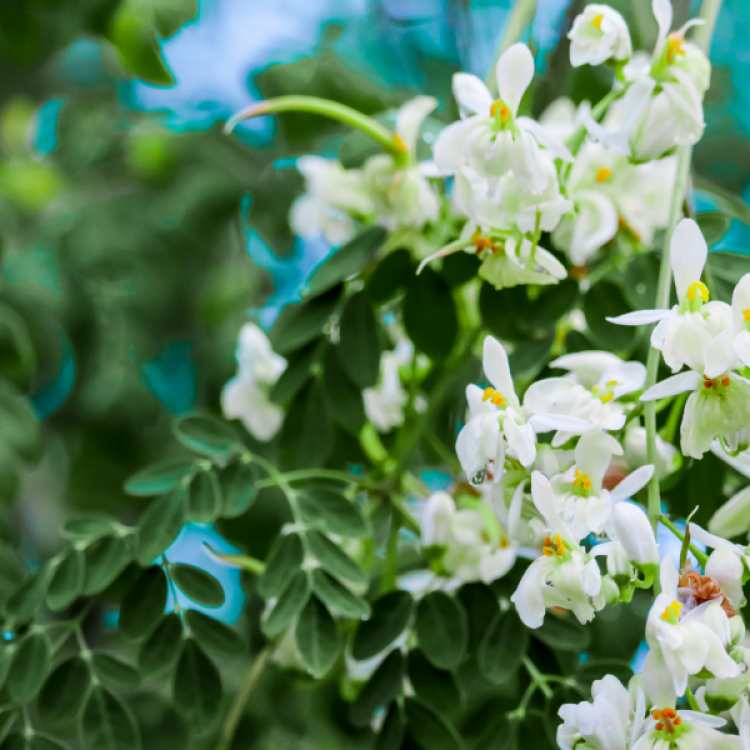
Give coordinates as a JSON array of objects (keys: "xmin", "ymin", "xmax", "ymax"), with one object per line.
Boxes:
[
  {"xmin": 63, "ymin": 517, "xmax": 121, "ymax": 543},
  {"xmin": 124, "ymin": 458, "xmax": 196, "ymax": 497}
]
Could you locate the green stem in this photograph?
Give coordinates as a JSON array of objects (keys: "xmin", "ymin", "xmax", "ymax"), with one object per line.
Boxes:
[
  {"xmin": 382, "ymin": 509, "xmax": 402, "ymax": 592},
  {"xmin": 485, "ymin": 0, "xmax": 538, "ymax": 95},
  {"xmin": 659, "ymin": 391, "xmax": 689, "ymax": 445},
  {"xmin": 564, "ymin": 89, "xmax": 622, "ymax": 156},
  {"xmin": 522, "ymin": 656, "xmax": 553, "ymax": 699},
  {"xmin": 684, "ymin": 686, "xmax": 701, "ymax": 712},
  {"xmin": 253, "ymin": 468, "xmax": 367, "ymax": 491},
  {"xmin": 658, "ymin": 517, "xmax": 709, "ymax": 568},
  {"xmin": 644, "ymin": 147, "xmax": 692, "ymax": 536},
  {"xmin": 692, "ymin": 0, "xmax": 723, "ymax": 53},
  {"xmin": 225, "ymin": 96, "xmax": 404, "ymax": 161},
  {"xmin": 216, "ymin": 647, "xmax": 272, "ymax": 750}
]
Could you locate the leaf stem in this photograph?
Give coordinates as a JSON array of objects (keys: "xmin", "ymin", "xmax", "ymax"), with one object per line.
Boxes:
[
  {"xmin": 522, "ymin": 656, "xmax": 553, "ymax": 699},
  {"xmin": 658, "ymin": 516, "xmax": 708, "ymax": 568}
]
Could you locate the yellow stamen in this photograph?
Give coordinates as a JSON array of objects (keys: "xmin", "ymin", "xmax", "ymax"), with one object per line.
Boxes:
[
  {"xmin": 661, "ymin": 600, "xmax": 683, "ymax": 622},
  {"xmin": 605, "ymin": 380, "xmax": 618, "ymax": 386},
  {"xmin": 722, "ymin": 375, "xmax": 731, "ymax": 387},
  {"xmin": 591, "ymin": 14, "xmax": 604, "ymax": 30},
  {"xmin": 393, "ymin": 134, "xmax": 408, "ymax": 152},
  {"xmin": 490, "ymin": 99, "xmax": 511, "ymax": 124},
  {"xmin": 490, "ymin": 393, "xmax": 505, "ymax": 407},
  {"xmin": 542, "ymin": 534, "xmax": 566, "ymax": 558},
  {"xmin": 686, "ymin": 280, "xmax": 709, "ymax": 302},
  {"xmin": 667, "ymin": 35, "xmax": 686, "ymax": 64},
  {"xmin": 595, "ymin": 167, "xmax": 612, "ymax": 183},
  {"xmin": 501, "ymin": 538, "xmax": 509, "ymax": 549},
  {"xmin": 601, "ymin": 393, "xmax": 614, "ymax": 404},
  {"xmin": 743, "ymin": 309, "xmax": 750, "ymax": 322}
]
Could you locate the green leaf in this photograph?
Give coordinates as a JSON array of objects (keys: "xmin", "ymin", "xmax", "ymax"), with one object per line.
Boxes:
[
  {"xmin": 337, "ymin": 293, "xmax": 381, "ymax": 389},
  {"xmin": 173, "ymin": 640, "xmax": 223, "ymax": 731},
  {"xmin": 305, "ymin": 531, "xmax": 366, "ymax": 586},
  {"xmin": 31, "ymin": 735, "xmax": 73, "ymax": 750},
  {"xmin": 697, "ymin": 210, "xmax": 733, "ymax": 247},
  {"xmin": 83, "ymin": 536, "xmax": 135, "ymax": 595},
  {"xmin": 693, "ymin": 174, "xmax": 750, "ymax": 225},
  {"xmin": 92, "ymin": 654, "xmax": 140, "ymax": 689},
  {"xmin": 186, "ymin": 471, "xmax": 222, "ymax": 524},
  {"xmin": 269, "ymin": 342, "xmax": 320, "ymax": 405},
  {"xmin": 352, "ymin": 591, "xmax": 413, "ymax": 661},
  {"xmin": 365, "ymin": 248, "xmax": 414, "ymax": 303},
  {"xmin": 404, "ymin": 697, "xmax": 463, "ymax": 750},
  {"xmin": 280, "ymin": 381, "xmax": 334, "ymax": 469},
  {"xmin": 0, "ymin": 645, "xmax": 13, "ymax": 692},
  {"xmin": 270, "ymin": 285, "xmax": 343, "ymax": 355},
  {"xmin": 583, "ymin": 282, "xmax": 636, "ymax": 352},
  {"xmin": 439, "ymin": 252, "xmax": 481, "ymax": 288},
  {"xmin": 258, "ymin": 533, "xmax": 304, "ymax": 600},
  {"xmin": 532, "ymin": 614, "xmax": 591, "ymax": 652},
  {"xmin": 119, "ymin": 567, "xmax": 168, "ymax": 642},
  {"xmin": 322, "ymin": 346, "xmax": 366, "ymax": 435},
  {"xmin": 7, "ymin": 630, "xmax": 51, "ymax": 703},
  {"xmin": 5, "ymin": 566, "xmax": 54, "ymax": 623},
  {"xmin": 475, "ymin": 716, "xmax": 518, "ymax": 750},
  {"xmin": 262, "ymin": 570, "xmax": 311, "ymax": 637},
  {"xmin": 124, "ymin": 458, "xmax": 196, "ymax": 497},
  {"xmin": 0, "ymin": 386, "xmax": 40, "ymax": 462},
  {"xmin": 349, "ymin": 649, "xmax": 404, "ymax": 726},
  {"xmin": 403, "ymin": 269, "xmax": 457, "ymax": 361},
  {"xmin": 136, "ymin": 490, "xmax": 186, "ymax": 566},
  {"xmin": 219, "ymin": 463, "xmax": 258, "ymax": 518},
  {"xmin": 508, "ymin": 335, "xmax": 555, "ymax": 380},
  {"xmin": 311, "ymin": 569, "xmax": 370, "ymax": 619},
  {"xmin": 407, "ymin": 650, "xmax": 461, "ymax": 715},
  {"xmin": 171, "ymin": 564, "xmax": 225, "ymax": 608},
  {"xmin": 374, "ymin": 703, "xmax": 405, "ymax": 750},
  {"xmin": 457, "ymin": 583, "xmax": 500, "ymax": 653},
  {"xmin": 63, "ymin": 517, "xmax": 121, "ymax": 543},
  {"xmin": 304, "ymin": 227, "xmax": 387, "ymax": 298},
  {"xmin": 575, "ymin": 657, "xmax": 633, "ymax": 687},
  {"xmin": 478, "ymin": 611, "xmax": 527, "ymax": 684},
  {"xmin": 173, "ymin": 415, "xmax": 242, "ymax": 459},
  {"xmin": 184, "ymin": 610, "xmax": 245, "ymax": 659},
  {"xmin": 297, "ymin": 489, "xmax": 368, "ymax": 538},
  {"xmin": 38, "ymin": 656, "xmax": 91, "ymax": 727},
  {"xmin": 294, "ymin": 597, "xmax": 341, "ymax": 678},
  {"xmin": 139, "ymin": 613, "xmax": 184, "ymax": 677},
  {"xmin": 478, "ymin": 283, "xmax": 527, "ymax": 342},
  {"xmin": 415, "ymin": 592, "xmax": 468, "ymax": 670},
  {"xmin": 46, "ymin": 548, "xmax": 85, "ymax": 612},
  {"xmin": 81, "ymin": 686, "xmax": 141, "ymax": 750}
]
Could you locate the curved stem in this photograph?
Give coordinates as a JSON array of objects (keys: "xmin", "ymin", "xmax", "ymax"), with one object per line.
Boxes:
[{"xmin": 658, "ymin": 516, "xmax": 708, "ymax": 568}]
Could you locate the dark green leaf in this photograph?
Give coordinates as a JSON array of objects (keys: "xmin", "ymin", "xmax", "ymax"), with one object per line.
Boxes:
[
  {"xmin": 407, "ymin": 649, "xmax": 461, "ymax": 715},
  {"xmin": 173, "ymin": 640, "xmax": 222, "ymax": 731},
  {"xmin": 532, "ymin": 614, "xmax": 591, "ymax": 652},
  {"xmin": 269, "ymin": 342, "xmax": 320, "ymax": 404},
  {"xmin": 305, "ymin": 531, "xmax": 366, "ymax": 586},
  {"xmin": 136, "ymin": 490, "xmax": 186, "ymax": 566},
  {"xmin": 92, "ymin": 654, "xmax": 140, "ymax": 689},
  {"xmin": 337, "ymin": 292, "xmax": 381, "ymax": 388},
  {"xmin": 258, "ymin": 533, "xmax": 304, "ymax": 600},
  {"xmin": 83, "ymin": 536, "xmax": 135, "ymax": 595},
  {"xmin": 403, "ymin": 269, "xmax": 457, "ymax": 361},
  {"xmin": 619, "ymin": 253, "xmax": 660, "ymax": 312},
  {"xmin": 30, "ymin": 735, "xmax": 72, "ymax": 750},
  {"xmin": 478, "ymin": 283, "xmax": 528, "ymax": 342},
  {"xmin": 270, "ymin": 285, "xmax": 343, "ymax": 355},
  {"xmin": 124, "ymin": 458, "xmax": 196, "ymax": 497},
  {"xmin": 0, "ymin": 645, "xmax": 12, "ymax": 692},
  {"xmin": 693, "ymin": 175, "xmax": 750, "ymax": 225},
  {"xmin": 63, "ymin": 517, "xmax": 121, "ymax": 543},
  {"xmin": 46, "ymin": 548, "xmax": 85, "ymax": 612},
  {"xmin": 0, "ymin": 387, "xmax": 40, "ymax": 462},
  {"xmin": 186, "ymin": 471, "xmax": 221, "ymax": 524},
  {"xmin": 5, "ymin": 566, "xmax": 54, "ymax": 623},
  {"xmin": 219, "ymin": 463, "xmax": 258, "ymax": 519},
  {"xmin": 366, "ymin": 248, "xmax": 414, "ymax": 303},
  {"xmin": 280, "ymin": 381, "xmax": 334, "ymax": 469},
  {"xmin": 38, "ymin": 656, "xmax": 91, "ymax": 727},
  {"xmin": 697, "ymin": 211, "xmax": 732, "ymax": 247},
  {"xmin": 478, "ymin": 611, "xmax": 527, "ymax": 684},
  {"xmin": 294, "ymin": 597, "xmax": 341, "ymax": 678},
  {"xmin": 508, "ymin": 335, "xmax": 555, "ymax": 379},
  {"xmin": 81, "ymin": 686, "xmax": 141, "ymax": 750},
  {"xmin": 304, "ymin": 227, "xmax": 387, "ymax": 298},
  {"xmin": 184, "ymin": 610, "xmax": 245, "ymax": 659},
  {"xmin": 171, "ymin": 564, "xmax": 224, "ymax": 608},
  {"xmin": 439, "ymin": 252, "xmax": 481, "ymax": 288},
  {"xmin": 457, "ymin": 583, "xmax": 500, "ymax": 652},
  {"xmin": 583, "ymin": 281, "xmax": 636, "ymax": 352},
  {"xmin": 374, "ymin": 703, "xmax": 405, "ymax": 750},
  {"xmin": 139, "ymin": 613, "xmax": 184, "ymax": 677},
  {"xmin": 575, "ymin": 657, "xmax": 633, "ymax": 686},
  {"xmin": 262, "ymin": 571, "xmax": 310, "ymax": 637},
  {"xmin": 310, "ymin": 569, "xmax": 370, "ymax": 619},
  {"xmin": 404, "ymin": 697, "xmax": 463, "ymax": 750},
  {"xmin": 173, "ymin": 415, "xmax": 242, "ymax": 459},
  {"xmin": 119, "ymin": 568, "xmax": 168, "ymax": 642},
  {"xmin": 475, "ymin": 716, "xmax": 518, "ymax": 750},
  {"xmin": 297, "ymin": 489, "xmax": 368, "ymax": 538},
  {"xmin": 7, "ymin": 630, "xmax": 51, "ymax": 703},
  {"xmin": 323, "ymin": 346, "xmax": 366, "ymax": 435},
  {"xmin": 415, "ymin": 592, "xmax": 468, "ymax": 670},
  {"xmin": 352, "ymin": 591, "xmax": 413, "ymax": 661},
  {"xmin": 349, "ymin": 650, "xmax": 404, "ymax": 726}
]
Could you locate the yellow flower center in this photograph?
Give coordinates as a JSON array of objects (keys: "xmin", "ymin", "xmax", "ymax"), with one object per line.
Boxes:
[
  {"xmin": 490, "ymin": 99, "xmax": 511, "ymax": 124},
  {"xmin": 661, "ymin": 600, "xmax": 683, "ymax": 623},
  {"xmin": 501, "ymin": 538, "xmax": 509, "ymax": 549},
  {"xmin": 482, "ymin": 387, "xmax": 505, "ymax": 407},
  {"xmin": 686, "ymin": 280, "xmax": 709, "ymax": 303},
  {"xmin": 592, "ymin": 380, "xmax": 619, "ymax": 404},
  {"xmin": 393, "ymin": 134, "xmax": 408, "ymax": 152},
  {"xmin": 667, "ymin": 35, "xmax": 686, "ymax": 64},
  {"xmin": 652, "ymin": 708, "xmax": 682, "ymax": 734},
  {"xmin": 744, "ymin": 309, "xmax": 750, "ymax": 323},
  {"xmin": 591, "ymin": 14, "xmax": 604, "ymax": 30},
  {"xmin": 703, "ymin": 374, "xmax": 731, "ymax": 390},
  {"xmin": 572, "ymin": 470, "xmax": 592, "ymax": 491},
  {"xmin": 542, "ymin": 535, "xmax": 566, "ymax": 557},
  {"xmin": 595, "ymin": 167, "xmax": 612, "ymax": 183}
]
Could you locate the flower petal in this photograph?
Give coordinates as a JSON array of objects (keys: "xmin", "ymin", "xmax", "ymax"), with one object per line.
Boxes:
[
  {"xmin": 677, "ymin": 710, "xmax": 726, "ymax": 728},
  {"xmin": 606, "ymin": 309, "xmax": 672, "ymax": 325},
  {"xmin": 452, "ymin": 73, "xmax": 493, "ymax": 117},
  {"xmin": 495, "ymin": 43, "xmax": 535, "ymax": 116},
  {"xmin": 670, "ymin": 218, "xmax": 707, "ymax": 302},
  {"xmin": 609, "ymin": 464, "xmax": 655, "ymax": 503},
  {"xmin": 735, "ymin": 329, "xmax": 750, "ymax": 370},
  {"xmin": 703, "ymin": 330, "xmax": 738, "ymax": 379},
  {"xmin": 652, "ymin": 0, "xmax": 673, "ymax": 58},
  {"xmin": 483, "ymin": 336, "xmax": 516, "ymax": 403},
  {"xmin": 516, "ymin": 117, "xmax": 573, "ymax": 162},
  {"xmin": 640, "ymin": 371, "xmax": 701, "ymax": 401},
  {"xmin": 528, "ymin": 413, "xmax": 593, "ymax": 434},
  {"xmin": 397, "ymin": 96, "xmax": 438, "ymax": 153},
  {"xmin": 575, "ymin": 429, "xmax": 623, "ymax": 486}
]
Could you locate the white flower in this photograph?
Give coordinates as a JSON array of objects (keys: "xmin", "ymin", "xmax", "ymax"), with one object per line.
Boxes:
[
  {"xmin": 421, "ymin": 491, "xmax": 517, "ymax": 584},
  {"xmin": 609, "ymin": 219, "xmax": 732, "ymax": 374},
  {"xmin": 362, "ymin": 96, "xmax": 440, "ymax": 230},
  {"xmin": 539, "ymin": 96, "xmax": 585, "ymax": 143},
  {"xmin": 688, "ymin": 524, "xmax": 750, "ymax": 607},
  {"xmin": 510, "ymin": 472, "xmax": 604, "ymax": 628},
  {"xmin": 631, "ymin": 706, "xmax": 740, "ymax": 750},
  {"xmin": 642, "ymin": 556, "xmax": 741, "ymax": 707},
  {"xmin": 707, "ymin": 485, "xmax": 750, "ymax": 540},
  {"xmin": 557, "ymin": 675, "xmax": 646, "ymax": 750},
  {"xmin": 434, "ymin": 43, "xmax": 572, "ymax": 194},
  {"xmin": 221, "ymin": 323, "xmax": 287, "ymax": 441},
  {"xmin": 291, "ymin": 156, "xmax": 375, "ymax": 245},
  {"xmin": 606, "ymin": 501, "xmax": 660, "ymax": 567},
  {"xmin": 568, "ymin": 5, "xmax": 632, "ymax": 68},
  {"xmin": 623, "ymin": 423, "xmax": 679, "ymax": 480},
  {"xmin": 364, "ymin": 351, "xmax": 408, "ymax": 432},
  {"xmin": 704, "ymin": 275, "xmax": 750, "ymax": 379}
]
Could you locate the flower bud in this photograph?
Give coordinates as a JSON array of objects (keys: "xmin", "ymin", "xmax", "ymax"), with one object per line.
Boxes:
[
  {"xmin": 568, "ymin": 5, "xmax": 632, "ymax": 68},
  {"xmin": 600, "ymin": 575, "xmax": 621, "ymax": 604},
  {"xmin": 701, "ymin": 601, "xmax": 733, "ymax": 648},
  {"xmin": 606, "ymin": 542, "xmax": 634, "ymax": 584},
  {"xmin": 731, "ymin": 617, "xmax": 746, "ymax": 646},
  {"xmin": 607, "ymin": 502, "xmax": 660, "ymax": 566},
  {"xmin": 709, "ymin": 485, "xmax": 750, "ymax": 539}
]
